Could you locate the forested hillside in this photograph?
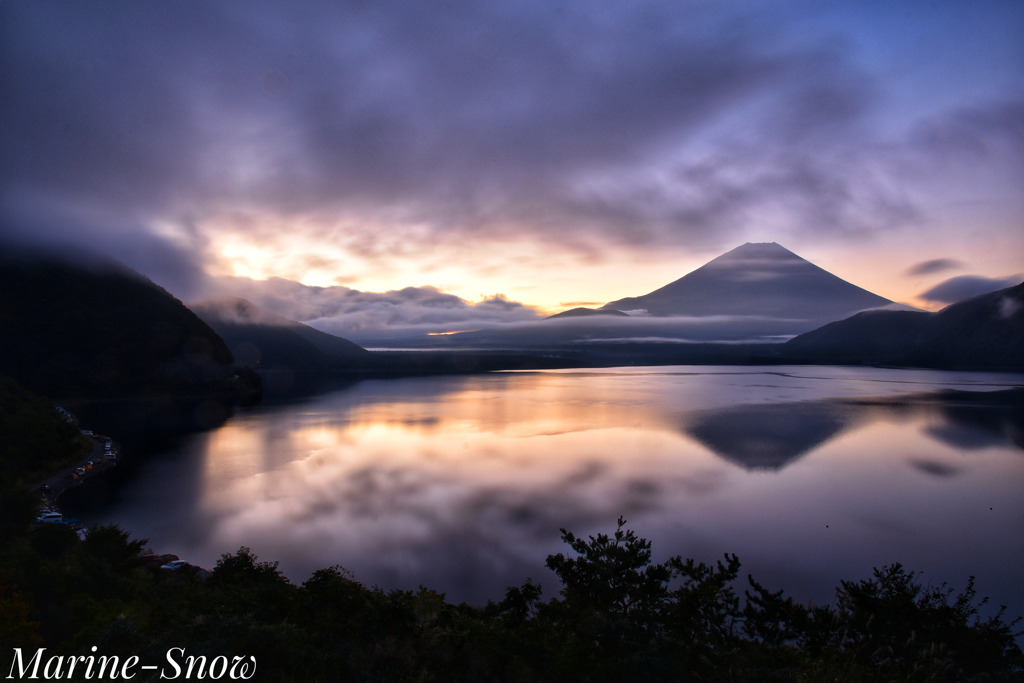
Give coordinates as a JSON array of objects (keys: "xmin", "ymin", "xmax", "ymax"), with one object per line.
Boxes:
[
  {"xmin": 782, "ymin": 282, "xmax": 1024, "ymax": 370},
  {"xmin": 0, "ymin": 257, "xmax": 260, "ymax": 399}
]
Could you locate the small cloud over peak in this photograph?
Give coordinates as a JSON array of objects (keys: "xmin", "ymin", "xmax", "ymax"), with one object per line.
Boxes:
[
  {"xmin": 476, "ymin": 294, "xmax": 529, "ymax": 311},
  {"xmin": 918, "ymin": 275, "xmax": 1022, "ymax": 304},
  {"xmin": 906, "ymin": 258, "xmax": 964, "ymax": 277}
]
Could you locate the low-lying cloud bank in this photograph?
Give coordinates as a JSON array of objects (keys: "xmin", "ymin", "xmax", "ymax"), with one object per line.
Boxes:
[
  {"xmin": 204, "ymin": 276, "xmax": 543, "ymax": 341},
  {"xmin": 204, "ymin": 270, "xmax": 934, "ymax": 345},
  {"xmin": 434, "ymin": 313, "xmax": 842, "ymax": 348},
  {"xmin": 919, "ymin": 275, "xmax": 1022, "ymax": 304}
]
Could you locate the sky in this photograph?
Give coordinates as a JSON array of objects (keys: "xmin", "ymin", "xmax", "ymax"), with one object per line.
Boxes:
[{"xmin": 1, "ymin": 0, "xmax": 1022, "ymax": 338}]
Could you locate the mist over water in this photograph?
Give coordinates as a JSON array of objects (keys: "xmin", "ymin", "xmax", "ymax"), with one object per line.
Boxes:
[{"xmin": 66, "ymin": 367, "xmax": 1024, "ymax": 614}]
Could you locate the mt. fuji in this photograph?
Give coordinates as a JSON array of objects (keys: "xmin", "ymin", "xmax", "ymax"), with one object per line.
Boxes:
[{"xmin": 602, "ymin": 242, "xmax": 894, "ymax": 320}]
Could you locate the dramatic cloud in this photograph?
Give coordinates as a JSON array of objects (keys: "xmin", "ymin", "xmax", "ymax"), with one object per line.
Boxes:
[
  {"xmin": 918, "ymin": 275, "xmax": 1022, "ymax": 304},
  {"xmin": 206, "ymin": 276, "xmax": 542, "ymax": 340},
  {"xmin": 906, "ymin": 259, "xmax": 964, "ymax": 277},
  {"xmin": 1, "ymin": 0, "xmax": 1021, "ymax": 314}
]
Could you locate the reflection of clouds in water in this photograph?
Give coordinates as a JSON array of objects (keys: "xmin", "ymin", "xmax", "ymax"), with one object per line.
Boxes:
[
  {"xmin": 852, "ymin": 513, "xmax": 917, "ymax": 538},
  {"xmin": 276, "ymin": 447, "xmax": 665, "ymax": 532},
  {"xmin": 192, "ymin": 411, "xmax": 740, "ymax": 599},
  {"xmin": 85, "ymin": 369, "xmax": 1024, "ymax": 607},
  {"xmin": 675, "ymin": 469, "xmax": 728, "ymax": 496},
  {"xmin": 909, "ymin": 459, "xmax": 963, "ymax": 478},
  {"xmin": 560, "ymin": 460, "xmax": 605, "ymax": 486},
  {"xmin": 222, "ymin": 459, "xmax": 643, "ymax": 598},
  {"xmin": 287, "ymin": 464, "xmax": 439, "ymax": 522}
]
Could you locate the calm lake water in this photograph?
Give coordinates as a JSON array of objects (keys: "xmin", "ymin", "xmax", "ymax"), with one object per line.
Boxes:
[{"xmin": 68, "ymin": 366, "xmax": 1024, "ymax": 614}]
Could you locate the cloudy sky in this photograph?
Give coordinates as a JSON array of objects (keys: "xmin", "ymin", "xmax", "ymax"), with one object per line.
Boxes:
[{"xmin": 2, "ymin": 0, "xmax": 1021, "ymax": 337}]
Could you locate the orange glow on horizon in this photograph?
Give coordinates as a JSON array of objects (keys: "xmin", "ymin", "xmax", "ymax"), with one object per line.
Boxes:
[{"xmin": 198, "ymin": 212, "xmax": 1023, "ymax": 316}]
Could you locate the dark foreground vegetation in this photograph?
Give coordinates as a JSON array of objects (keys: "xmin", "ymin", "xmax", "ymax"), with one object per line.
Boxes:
[
  {"xmin": 0, "ymin": 375, "xmax": 92, "ymax": 486},
  {"xmin": 1, "ymin": 513, "xmax": 1021, "ymax": 682}
]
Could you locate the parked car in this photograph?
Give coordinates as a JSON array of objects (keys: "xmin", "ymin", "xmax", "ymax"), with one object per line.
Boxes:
[
  {"xmin": 161, "ymin": 560, "xmax": 189, "ymax": 570},
  {"xmin": 36, "ymin": 512, "xmax": 63, "ymax": 523}
]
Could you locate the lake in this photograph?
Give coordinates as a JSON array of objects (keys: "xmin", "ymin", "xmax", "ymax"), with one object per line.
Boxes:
[{"xmin": 66, "ymin": 366, "xmax": 1024, "ymax": 615}]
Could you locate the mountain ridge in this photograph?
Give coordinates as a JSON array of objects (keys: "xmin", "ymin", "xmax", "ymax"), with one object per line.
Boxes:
[
  {"xmin": 0, "ymin": 256, "xmax": 259, "ymax": 399},
  {"xmin": 191, "ymin": 297, "xmax": 368, "ymax": 372},
  {"xmin": 782, "ymin": 281, "xmax": 1024, "ymax": 369}
]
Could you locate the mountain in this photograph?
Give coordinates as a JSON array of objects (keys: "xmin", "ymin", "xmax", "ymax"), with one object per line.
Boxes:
[
  {"xmin": 782, "ymin": 281, "xmax": 1024, "ymax": 369},
  {"xmin": 416, "ymin": 243, "xmax": 901, "ymax": 348},
  {"xmin": 0, "ymin": 256, "xmax": 258, "ymax": 399},
  {"xmin": 191, "ymin": 297, "xmax": 368, "ymax": 372},
  {"xmin": 545, "ymin": 307, "xmax": 629, "ymax": 320},
  {"xmin": 602, "ymin": 242, "xmax": 893, "ymax": 319}
]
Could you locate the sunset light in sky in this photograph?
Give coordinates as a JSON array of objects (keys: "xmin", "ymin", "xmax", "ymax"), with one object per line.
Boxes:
[{"xmin": 1, "ymin": 0, "xmax": 1021, "ymax": 334}]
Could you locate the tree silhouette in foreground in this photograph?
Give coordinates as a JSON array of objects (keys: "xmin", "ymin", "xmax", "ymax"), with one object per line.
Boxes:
[{"xmin": 1, "ymin": 510, "xmax": 1021, "ymax": 681}]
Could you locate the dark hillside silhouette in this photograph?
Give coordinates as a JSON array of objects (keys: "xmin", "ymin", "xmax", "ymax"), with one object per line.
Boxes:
[
  {"xmin": 191, "ymin": 297, "xmax": 367, "ymax": 372},
  {"xmin": 0, "ymin": 373, "xmax": 90, "ymax": 484},
  {"xmin": 191, "ymin": 298, "xmax": 583, "ymax": 382},
  {"xmin": 0, "ymin": 256, "xmax": 259, "ymax": 399},
  {"xmin": 783, "ymin": 281, "xmax": 1024, "ymax": 369}
]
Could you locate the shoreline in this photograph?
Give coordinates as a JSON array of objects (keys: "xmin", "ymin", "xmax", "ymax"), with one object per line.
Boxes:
[{"xmin": 30, "ymin": 433, "xmax": 117, "ymax": 522}]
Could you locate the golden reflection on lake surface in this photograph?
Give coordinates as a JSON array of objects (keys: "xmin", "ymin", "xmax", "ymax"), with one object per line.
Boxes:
[{"xmin": 82, "ymin": 367, "xmax": 1024, "ymax": 610}]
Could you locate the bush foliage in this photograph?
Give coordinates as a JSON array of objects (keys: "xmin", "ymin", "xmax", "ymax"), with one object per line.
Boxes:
[
  {"xmin": 0, "ymin": 374, "xmax": 91, "ymax": 485},
  {"xmin": 0, "ymin": 512, "xmax": 1020, "ymax": 682}
]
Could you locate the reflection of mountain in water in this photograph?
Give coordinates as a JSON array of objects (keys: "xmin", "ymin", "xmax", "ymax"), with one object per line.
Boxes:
[
  {"xmin": 685, "ymin": 402, "xmax": 858, "ymax": 470},
  {"xmin": 687, "ymin": 388, "xmax": 1024, "ymax": 472},
  {"xmin": 923, "ymin": 392, "xmax": 1024, "ymax": 453}
]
